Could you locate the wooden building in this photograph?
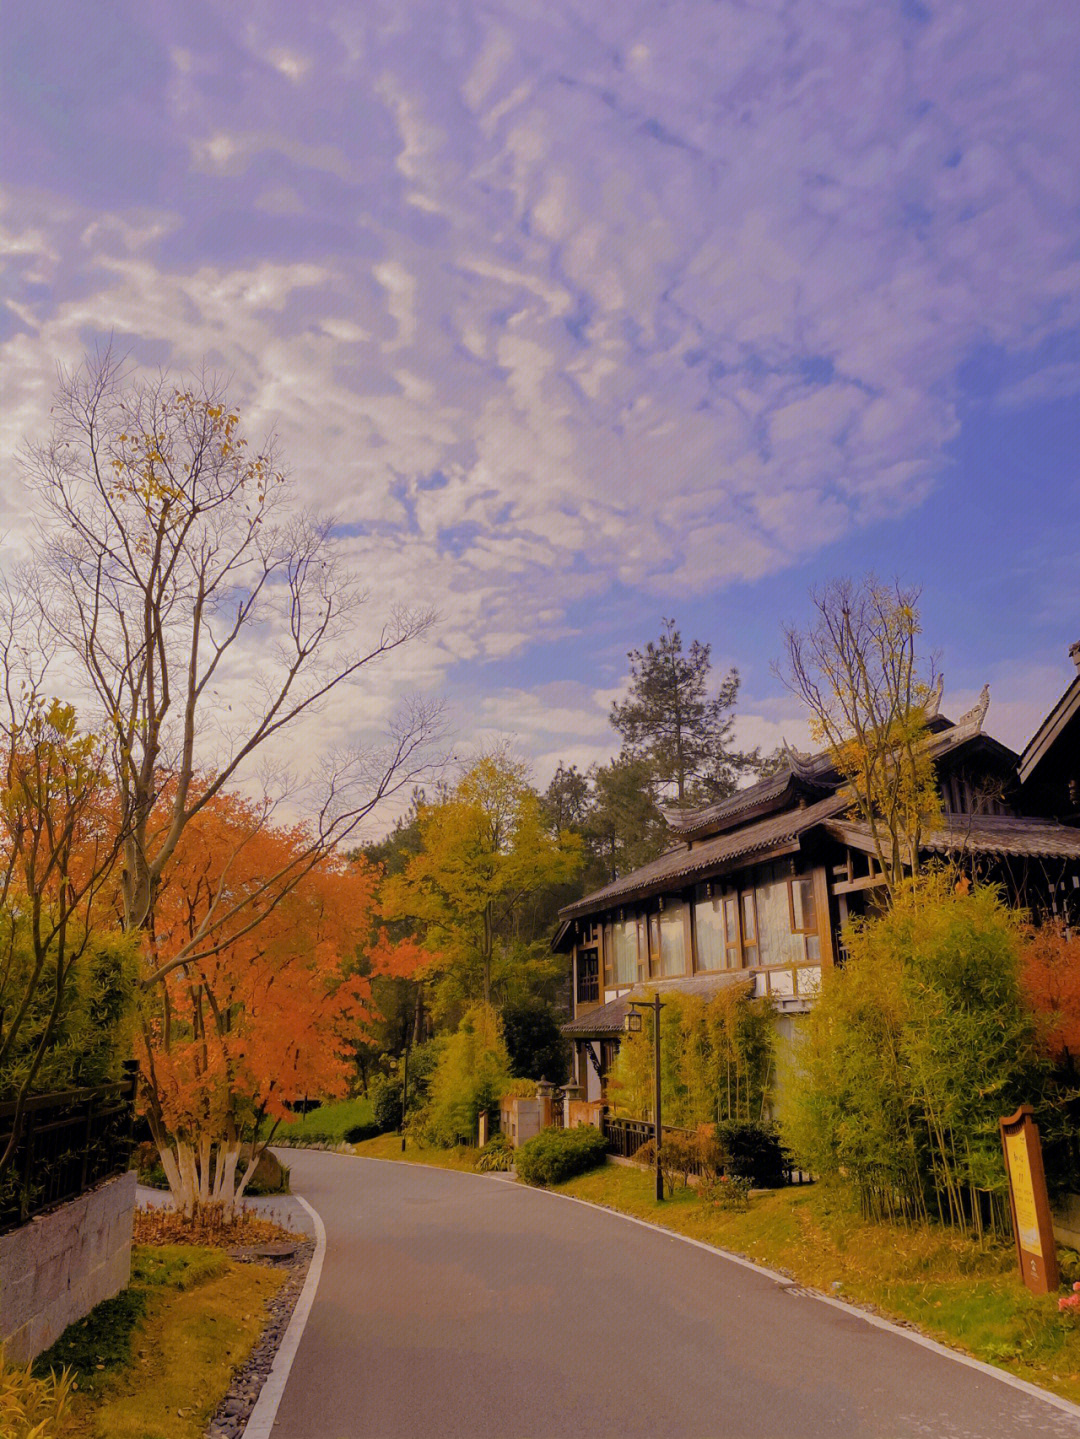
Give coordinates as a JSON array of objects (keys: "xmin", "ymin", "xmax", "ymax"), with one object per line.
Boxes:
[{"xmin": 555, "ymin": 656, "xmax": 1080, "ymax": 1103}]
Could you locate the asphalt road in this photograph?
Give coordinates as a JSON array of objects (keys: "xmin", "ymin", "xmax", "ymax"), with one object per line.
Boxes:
[{"xmin": 271, "ymin": 1149, "xmax": 1080, "ymax": 1439}]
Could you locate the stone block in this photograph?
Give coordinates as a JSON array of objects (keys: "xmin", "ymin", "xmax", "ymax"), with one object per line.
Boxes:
[{"xmin": 1, "ymin": 1170, "xmax": 138, "ymax": 1362}]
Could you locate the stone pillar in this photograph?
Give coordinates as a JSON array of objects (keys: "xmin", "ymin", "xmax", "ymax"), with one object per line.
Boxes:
[
  {"xmin": 536, "ymin": 1078, "xmax": 554, "ymax": 1129},
  {"xmin": 561, "ymin": 1081, "xmax": 582, "ymax": 1127},
  {"xmin": 478, "ymin": 1110, "xmax": 490, "ymax": 1147}
]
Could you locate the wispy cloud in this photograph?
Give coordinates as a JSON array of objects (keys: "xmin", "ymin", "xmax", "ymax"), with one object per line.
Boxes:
[{"xmin": 1, "ymin": 0, "xmax": 1077, "ymax": 773}]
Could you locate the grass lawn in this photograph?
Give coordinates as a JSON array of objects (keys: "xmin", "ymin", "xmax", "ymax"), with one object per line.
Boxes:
[
  {"xmin": 554, "ymin": 1164, "xmax": 1080, "ymax": 1406},
  {"xmin": 348, "ymin": 1131, "xmax": 481, "ymax": 1172},
  {"xmin": 36, "ymin": 1245, "xmax": 285, "ymax": 1439},
  {"xmin": 268, "ymin": 1095, "xmax": 376, "ymax": 1146}
]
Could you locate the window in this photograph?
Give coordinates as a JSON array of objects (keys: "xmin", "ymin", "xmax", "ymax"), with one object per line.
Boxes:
[
  {"xmin": 789, "ymin": 876, "xmax": 821, "ymax": 961},
  {"xmin": 610, "ymin": 919, "xmax": 638, "ymax": 986},
  {"xmin": 658, "ymin": 900, "xmax": 687, "ymax": 977},
  {"xmin": 576, "ymin": 948, "xmax": 599, "ymax": 1005},
  {"xmin": 741, "ymin": 891, "xmax": 759, "ymax": 967},
  {"xmin": 648, "ymin": 912, "xmax": 662, "ymax": 978},
  {"xmin": 723, "ymin": 896, "xmax": 741, "ymax": 968},
  {"xmin": 693, "ymin": 886, "xmax": 725, "ymax": 971}
]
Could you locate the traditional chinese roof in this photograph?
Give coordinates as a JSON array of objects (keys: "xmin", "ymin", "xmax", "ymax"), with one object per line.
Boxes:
[
  {"xmin": 662, "ymin": 755, "xmax": 836, "ymax": 840},
  {"xmin": 561, "ymin": 972, "xmax": 753, "ymax": 1037},
  {"xmin": 558, "ymin": 791, "xmax": 849, "ymax": 921},
  {"xmin": 662, "ymin": 695, "xmax": 1005, "ymax": 844},
  {"xmin": 826, "ymin": 814, "xmax": 1080, "ymax": 862},
  {"xmin": 1019, "ymin": 645, "xmax": 1080, "ymax": 787}
]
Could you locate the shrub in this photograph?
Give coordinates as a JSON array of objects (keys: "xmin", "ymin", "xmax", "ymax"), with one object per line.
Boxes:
[
  {"xmin": 607, "ymin": 986, "xmax": 774, "ymax": 1128},
  {"xmin": 782, "ymin": 874, "xmax": 1044, "ymax": 1233},
  {"xmin": 2, "ymin": 1348, "xmax": 75, "ymax": 1438},
  {"xmin": 343, "ymin": 1122, "xmax": 381, "ymax": 1144},
  {"xmin": 632, "ymin": 1132, "xmax": 702, "ymax": 1197},
  {"xmin": 372, "ymin": 1078, "xmax": 404, "ymax": 1133},
  {"xmin": 716, "ymin": 1119, "xmax": 788, "ymax": 1188},
  {"xmin": 705, "ymin": 1174, "xmax": 752, "ymax": 1211},
  {"xmin": 476, "ymin": 1132, "xmax": 515, "ymax": 1172},
  {"xmin": 515, "ymin": 1125, "xmax": 608, "ymax": 1187}
]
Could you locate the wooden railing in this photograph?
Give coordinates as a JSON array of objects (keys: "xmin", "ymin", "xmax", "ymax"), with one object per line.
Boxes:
[
  {"xmin": 0, "ymin": 1063, "xmax": 139, "ymax": 1233},
  {"xmin": 601, "ymin": 1112, "xmax": 812, "ymax": 1185}
]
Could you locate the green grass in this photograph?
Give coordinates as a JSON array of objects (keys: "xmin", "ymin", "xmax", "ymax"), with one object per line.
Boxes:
[
  {"xmin": 349, "ymin": 1131, "xmax": 481, "ymax": 1171},
  {"xmin": 553, "ymin": 1164, "xmax": 1080, "ymax": 1404},
  {"xmin": 37, "ymin": 1245, "xmax": 284, "ymax": 1438},
  {"xmin": 269, "ymin": 1095, "xmax": 377, "ymax": 1146}
]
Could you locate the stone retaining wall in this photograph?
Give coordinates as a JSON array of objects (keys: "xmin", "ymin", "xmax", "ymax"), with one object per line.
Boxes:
[{"xmin": 0, "ymin": 1169, "xmax": 136, "ymax": 1362}]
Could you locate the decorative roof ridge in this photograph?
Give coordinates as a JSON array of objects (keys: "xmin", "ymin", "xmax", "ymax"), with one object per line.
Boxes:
[
  {"xmin": 956, "ymin": 682, "xmax": 990, "ymax": 731},
  {"xmin": 924, "ymin": 672, "xmax": 944, "ymax": 718}
]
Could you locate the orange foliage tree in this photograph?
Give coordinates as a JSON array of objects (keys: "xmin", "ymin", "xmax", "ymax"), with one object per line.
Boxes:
[
  {"xmin": 1021, "ymin": 924, "xmax": 1080, "ymax": 1065},
  {"xmin": 134, "ymin": 789, "xmax": 424, "ymax": 1216}
]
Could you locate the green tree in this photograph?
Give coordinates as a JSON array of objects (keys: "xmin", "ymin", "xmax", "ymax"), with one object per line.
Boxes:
[
  {"xmin": 381, "ymin": 750, "xmax": 582, "ymax": 1019},
  {"xmin": 586, "ymin": 755, "xmax": 669, "ymax": 881},
  {"xmin": 607, "ymin": 987, "xmax": 773, "ymax": 1128},
  {"xmin": 611, "ymin": 618, "xmax": 758, "ymax": 805},
  {"xmin": 415, "ymin": 1005, "xmax": 512, "ymax": 1147},
  {"xmin": 501, "ymin": 999, "xmax": 569, "ymax": 1085},
  {"xmin": 782, "ymin": 875, "xmax": 1043, "ymax": 1235}
]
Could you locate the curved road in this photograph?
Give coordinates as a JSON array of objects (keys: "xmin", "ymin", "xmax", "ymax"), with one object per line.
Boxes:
[{"xmin": 271, "ymin": 1149, "xmax": 1080, "ymax": 1439}]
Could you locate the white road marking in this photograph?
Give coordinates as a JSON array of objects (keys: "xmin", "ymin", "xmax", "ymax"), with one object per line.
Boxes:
[{"xmin": 243, "ymin": 1194, "xmax": 327, "ymax": 1439}]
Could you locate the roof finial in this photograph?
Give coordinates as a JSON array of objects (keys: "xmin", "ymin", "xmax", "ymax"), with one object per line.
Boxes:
[
  {"xmin": 924, "ymin": 672, "xmax": 944, "ymax": 717},
  {"xmin": 1070, "ymin": 640, "xmax": 1080, "ymax": 675},
  {"xmin": 958, "ymin": 683, "xmax": 990, "ymax": 730}
]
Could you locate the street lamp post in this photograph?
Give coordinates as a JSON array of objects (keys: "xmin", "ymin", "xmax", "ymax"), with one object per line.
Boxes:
[{"xmin": 626, "ymin": 994, "xmax": 664, "ymax": 1202}]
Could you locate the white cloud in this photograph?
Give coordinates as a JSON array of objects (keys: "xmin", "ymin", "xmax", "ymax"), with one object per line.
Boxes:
[{"xmin": 1, "ymin": 0, "xmax": 1077, "ymax": 786}]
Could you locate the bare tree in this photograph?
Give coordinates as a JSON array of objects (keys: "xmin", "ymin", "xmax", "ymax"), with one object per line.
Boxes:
[
  {"xmin": 778, "ymin": 577, "xmax": 941, "ymax": 896},
  {"xmin": 19, "ymin": 350, "xmax": 441, "ymax": 970}
]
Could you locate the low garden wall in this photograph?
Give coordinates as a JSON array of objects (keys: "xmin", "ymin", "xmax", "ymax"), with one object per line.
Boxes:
[{"xmin": 0, "ymin": 1169, "xmax": 136, "ymax": 1362}]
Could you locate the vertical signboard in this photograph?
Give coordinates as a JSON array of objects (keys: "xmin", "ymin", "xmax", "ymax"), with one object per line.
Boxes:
[{"xmin": 1000, "ymin": 1105, "xmax": 1059, "ymax": 1295}]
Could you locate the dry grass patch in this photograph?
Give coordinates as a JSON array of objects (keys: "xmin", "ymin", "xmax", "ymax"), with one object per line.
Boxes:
[
  {"xmin": 348, "ymin": 1132, "xmax": 480, "ymax": 1171},
  {"xmin": 38, "ymin": 1245, "xmax": 285, "ymax": 1439}
]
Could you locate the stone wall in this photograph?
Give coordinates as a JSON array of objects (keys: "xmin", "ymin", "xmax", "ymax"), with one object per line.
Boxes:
[{"xmin": 0, "ymin": 1169, "xmax": 136, "ymax": 1362}]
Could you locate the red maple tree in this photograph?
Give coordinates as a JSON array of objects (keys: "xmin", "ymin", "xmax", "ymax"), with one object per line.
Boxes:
[{"xmin": 134, "ymin": 788, "xmax": 425, "ymax": 1215}]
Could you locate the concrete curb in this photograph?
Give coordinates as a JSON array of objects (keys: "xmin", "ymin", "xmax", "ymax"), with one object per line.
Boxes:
[{"xmin": 241, "ymin": 1195, "xmax": 327, "ymax": 1439}]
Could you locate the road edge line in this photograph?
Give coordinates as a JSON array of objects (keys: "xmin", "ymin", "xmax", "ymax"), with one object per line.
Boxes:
[
  {"xmin": 242, "ymin": 1194, "xmax": 327, "ymax": 1439},
  {"xmin": 535, "ymin": 1185, "xmax": 1080, "ymax": 1425}
]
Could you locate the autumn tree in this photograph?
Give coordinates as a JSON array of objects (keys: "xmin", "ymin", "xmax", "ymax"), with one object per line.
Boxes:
[
  {"xmin": 0, "ymin": 592, "xmax": 134, "ymax": 1175},
  {"xmin": 779, "ymin": 577, "xmax": 941, "ymax": 897},
  {"xmin": 136, "ymin": 787, "xmax": 425, "ymax": 1216},
  {"xmin": 21, "ymin": 351, "xmax": 440, "ymax": 965},
  {"xmin": 381, "ymin": 750, "xmax": 582, "ymax": 1020},
  {"xmin": 1022, "ymin": 924, "xmax": 1080, "ymax": 1066},
  {"xmin": 611, "ymin": 618, "xmax": 758, "ymax": 806}
]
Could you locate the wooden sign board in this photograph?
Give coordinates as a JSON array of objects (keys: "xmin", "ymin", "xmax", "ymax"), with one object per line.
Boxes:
[{"xmin": 1000, "ymin": 1105, "xmax": 1059, "ymax": 1295}]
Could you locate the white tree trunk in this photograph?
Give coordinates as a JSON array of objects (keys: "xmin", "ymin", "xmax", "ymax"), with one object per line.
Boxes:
[{"xmin": 154, "ymin": 1132, "xmax": 265, "ymax": 1222}]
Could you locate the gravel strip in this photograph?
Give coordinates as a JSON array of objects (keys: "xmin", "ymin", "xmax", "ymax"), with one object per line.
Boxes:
[{"xmin": 204, "ymin": 1237, "xmax": 315, "ymax": 1439}]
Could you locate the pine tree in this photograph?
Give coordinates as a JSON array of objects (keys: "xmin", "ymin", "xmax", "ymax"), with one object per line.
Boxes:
[{"xmin": 610, "ymin": 618, "xmax": 758, "ymax": 804}]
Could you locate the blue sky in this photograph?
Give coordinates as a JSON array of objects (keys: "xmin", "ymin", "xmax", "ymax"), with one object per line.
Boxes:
[{"xmin": 1, "ymin": 0, "xmax": 1078, "ymax": 792}]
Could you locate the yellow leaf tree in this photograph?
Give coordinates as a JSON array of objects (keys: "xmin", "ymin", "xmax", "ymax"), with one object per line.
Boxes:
[
  {"xmin": 779, "ymin": 576, "xmax": 942, "ymax": 897},
  {"xmin": 381, "ymin": 750, "xmax": 582, "ymax": 1018}
]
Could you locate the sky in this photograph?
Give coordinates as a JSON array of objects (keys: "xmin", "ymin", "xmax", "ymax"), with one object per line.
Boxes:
[{"xmin": 1, "ymin": 0, "xmax": 1078, "ymax": 808}]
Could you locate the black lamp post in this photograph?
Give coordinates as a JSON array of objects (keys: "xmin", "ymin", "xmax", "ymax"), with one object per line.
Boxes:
[{"xmin": 626, "ymin": 994, "xmax": 664, "ymax": 1202}]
